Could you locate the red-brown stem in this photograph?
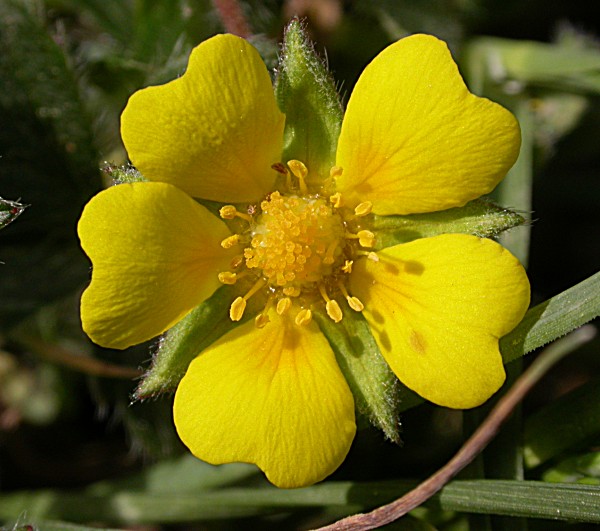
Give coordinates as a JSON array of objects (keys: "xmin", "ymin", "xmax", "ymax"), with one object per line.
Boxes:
[
  {"xmin": 212, "ymin": 0, "xmax": 252, "ymax": 38},
  {"xmin": 313, "ymin": 326, "xmax": 596, "ymax": 531}
]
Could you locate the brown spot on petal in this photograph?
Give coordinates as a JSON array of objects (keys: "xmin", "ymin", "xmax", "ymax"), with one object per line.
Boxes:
[{"xmin": 410, "ymin": 330, "xmax": 427, "ymax": 354}]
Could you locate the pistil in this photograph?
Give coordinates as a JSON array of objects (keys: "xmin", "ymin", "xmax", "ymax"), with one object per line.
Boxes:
[{"xmin": 217, "ymin": 160, "xmax": 375, "ymax": 328}]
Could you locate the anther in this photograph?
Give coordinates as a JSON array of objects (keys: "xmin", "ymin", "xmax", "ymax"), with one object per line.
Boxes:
[
  {"xmin": 221, "ymin": 234, "xmax": 241, "ymax": 249},
  {"xmin": 295, "ymin": 308, "xmax": 312, "ymax": 326},
  {"xmin": 287, "ymin": 160, "xmax": 308, "ymax": 194},
  {"xmin": 327, "ymin": 300, "xmax": 343, "ymax": 322},
  {"xmin": 219, "ymin": 205, "xmax": 252, "ymax": 222},
  {"xmin": 329, "ymin": 192, "xmax": 342, "ymax": 208},
  {"xmin": 271, "ymin": 162, "xmax": 288, "ymax": 175},
  {"xmin": 229, "ymin": 278, "xmax": 266, "ymax": 321},
  {"xmin": 218, "ymin": 271, "xmax": 238, "ymax": 285},
  {"xmin": 255, "ymin": 312, "xmax": 270, "ymax": 328},
  {"xmin": 276, "ymin": 297, "xmax": 292, "ymax": 315},
  {"xmin": 357, "ymin": 230, "xmax": 375, "ymax": 247},
  {"xmin": 342, "ymin": 260, "xmax": 353, "ymax": 273},
  {"xmin": 229, "ymin": 297, "xmax": 246, "ymax": 321},
  {"xmin": 338, "ymin": 282, "xmax": 364, "ymax": 312},
  {"xmin": 219, "ymin": 205, "xmax": 237, "ymax": 219},
  {"xmin": 345, "ymin": 230, "xmax": 375, "ymax": 247},
  {"xmin": 255, "ymin": 297, "xmax": 274, "ymax": 328},
  {"xmin": 230, "ymin": 255, "xmax": 244, "ymax": 269},
  {"xmin": 347, "ymin": 296, "xmax": 364, "ymax": 312},
  {"xmin": 354, "ymin": 201, "xmax": 373, "ymax": 217},
  {"xmin": 319, "ymin": 285, "xmax": 343, "ymax": 323},
  {"xmin": 330, "ymin": 166, "xmax": 343, "ymax": 178},
  {"xmin": 357, "ymin": 250, "xmax": 379, "ymax": 261},
  {"xmin": 283, "ymin": 286, "xmax": 301, "ymax": 297}
]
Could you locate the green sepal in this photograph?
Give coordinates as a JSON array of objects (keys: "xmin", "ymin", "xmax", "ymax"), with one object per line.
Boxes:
[
  {"xmin": 102, "ymin": 163, "xmax": 147, "ymax": 184},
  {"xmin": 0, "ymin": 197, "xmax": 26, "ymax": 230},
  {"xmin": 275, "ymin": 18, "xmax": 343, "ymax": 187},
  {"xmin": 370, "ymin": 198, "xmax": 525, "ymax": 250},
  {"xmin": 315, "ymin": 309, "xmax": 413, "ymax": 443},
  {"xmin": 134, "ymin": 286, "xmax": 255, "ymax": 399}
]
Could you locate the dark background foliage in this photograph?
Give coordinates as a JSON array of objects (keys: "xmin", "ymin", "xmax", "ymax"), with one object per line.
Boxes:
[{"xmin": 1, "ymin": 1, "xmax": 599, "ymax": 529}]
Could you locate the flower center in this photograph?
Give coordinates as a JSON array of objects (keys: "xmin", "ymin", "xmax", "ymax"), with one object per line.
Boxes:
[
  {"xmin": 244, "ymin": 191, "xmax": 345, "ymax": 289},
  {"xmin": 217, "ymin": 160, "xmax": 377, "ymax": 327}
]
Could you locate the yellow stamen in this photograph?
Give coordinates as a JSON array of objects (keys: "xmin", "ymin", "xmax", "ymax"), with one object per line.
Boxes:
[
  {"xmin": 326, "ymin": 300, "xmax": 343, "ymax": 323},
  {"xmin": 271, "ymin": 162, "xmax": 288, "ymax": 175},
  {"xmin": 229, "ymin": 278, "xmax": 266, "ymax": 321},
  {"xmin": 347, "ymin": 296, "xmax": 364, "ymax": 312},
  {"xmin": 338, "ymin": 282, "xmax": 364, "ymax": 312},
  {"xmin": 219, "ymin": 205, "xmax": 252, "ymax": 222},
  {"xmin": 221, "ymin": 234, "xmax": 241, "ymax": 249},
  {"xmin": 230, "ymin": 255, "xmax": 244, "ymax": 269},
  {"xmin": 295, "ymin": 308, "xmax": 312, "ymax": 326},
  {"xmin": 218, "ymin": 271, "xmax": 238, "ymax": 285},
  {"xmin": 354, "ymin": 201, "xmax": 373, "ymax": 217},
  {"xmin": 319, "ymin": 284, "xmax": 343, "ymax": 323},
  {"xmin": 287, "ymin": 159, "xmax": 308, "ymax": 194},
  {"xmin": 357, "ymin": 230, "xmax": 375, "ymax": 248},
  {"xmin": 229, "ymin": 297, "xmax": 246, "ymax": 321},
  {"xmin": 283, "ymin": 286, "xmax": 301, "ymax": 297},
  {"xmin": 276, "ymin": 297, "xmax": 292, "ymax": 315},
  {"xmin": 323, "ymin": 240, "xmax": 339, "ymax": 265},
  {"xmin": 255, "ymin": 312, "xmax": 270, "ymax": 328},
  {"xmin": 244, "ymin": 278, "xmax": 267, "ymax": 299},
  {"xmin": 357, "ymin": 250, "xmax": 379, "ymax": 261},
  {"xmin": 329, "ymin": 192, "xmax": 342, "ymax": 208},
  {"xmin": 255, "ymin": 297, "xmax": 275, "ymax": 328},
  {"xmin": 341, "ymin": 260, "xmax": 353, "ymax": 273},
  {"xmin": 345, "ymin": 230, "xmax": 375, "ymax": 247},
  {"xmin": 329, "ymin": 166, "xmax": 343, "ymax": 178},
  {"xmin": 219, "ymin": 270, "xmax": 250, "ymax": 285},
  {"xmin": 219, "ymin": 205, "xmax": 237, "ymax": 219}
]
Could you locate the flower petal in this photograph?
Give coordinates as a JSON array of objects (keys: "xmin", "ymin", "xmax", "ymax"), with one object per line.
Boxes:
[
  {"xmin": 335, "ymin": 34, "xmax": 521, "ymax": 215},
  {"xmin": 173, "ymin": 312, "xmax": 356, "ymax": 488},
  {"xmin": 350, "ymin": 234, "xmax": 530, "ymax": 408},
  {"xmin": 121, "ymin": 34, "xmax": 285, "ymax": 203},
  {"xmin": 79, "ymin": 182, "xmax": 233, "ymax": 349}
]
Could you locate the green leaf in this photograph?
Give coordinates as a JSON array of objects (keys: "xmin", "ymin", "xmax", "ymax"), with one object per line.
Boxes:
[
  {"xmin": 494, "ymin": 97, "xmax": 534, "ymax": 265},
  {"xmin": 524, "ymin": 379, "xmax": 600, "ymax": 468},
  {"xmin": 0, "ymin": 197, "xmax": 26, "ymax": 230},
  {"xmin": 370, "ymin": 199, "xmax": 525, "ymax": 250},
  {"xmin": 88, "ymin": 454, "xmax": 257, "ymax": 495},
  {"xmin": 0, "ymin": 2, "xmax": 98, "ymax": 176},
  {"xmin": 135, "ymin": 286, "xmax": 253, "ymax": 399},
  {"xmin": 0, "ymin": 1, "xmax": 101, "ymax": 328},
  {"xmin": 501, "ymin": 271, "xmax": 600, "ymax": 364},
  {"xmin": 542, "ymin": 452, "xmax": 600, "ymax": 485},
  {"xmin": 434, "ymin": 480, "xmax": 600, "ymax": 522},
  {"xmin": 275, "ymin": 18, "xmax": 343, "ymax": 187},
  {"xmin": 8, "ymin": 521, "xmax": 123, "ymax": 531},
  {"xmin": 314, "ymin": 310, "xmax": 404, "ymax": 442},
  {"xmin": 2, "ymin": 479, "xmax": 600, "ymax": 524},
  {"xmin": 467, "ymin": 37, "xmax": 600, "ymax": 94}
]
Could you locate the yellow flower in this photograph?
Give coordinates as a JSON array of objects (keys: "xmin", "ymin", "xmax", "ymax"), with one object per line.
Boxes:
[{"xmin": 78, "ymin": 33, "xmax": 530, "ymax": 488}]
